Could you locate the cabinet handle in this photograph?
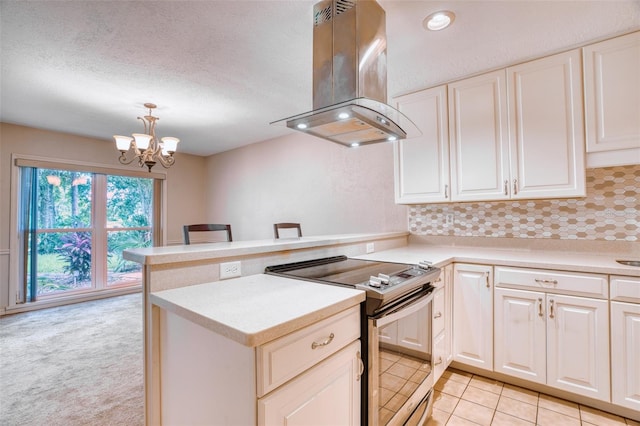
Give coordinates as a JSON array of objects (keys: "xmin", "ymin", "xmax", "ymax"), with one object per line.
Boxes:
[
  {"xmin": 485, "ymin": 272, "xmax": 490, "ymax": 289},
  {"xmin": 549, "ymin": 300, "xmax": 555, "ymax": 319},
  {"xmin": 504, "ymin": 180, "xmax": 509, "ymax": 195},
  {"xmin": 535, "ymin": 278, "xmax": 558, "ymax": 285},
  {"xmin": 513, "ymin": 179, "xmax": 518, "ymax": 195},
  {"xmin": 434, "ymin": 311, "xmax": 442, "ymax": 319},
  {"xmin": 434, "ymin": 356, "xmax": 443, "ymax": 366},
  {"xmin": 538, "ymin": 298, "xmax": 543, "ymax": 317},
  {"xmin": 311, "ymin": 333, "xmax": 335, "ymax": 349},
  {"xmin": 356, "ymin": 351, "xmax": 365, "ymax": 381},
  {"xmin": 445, "ymin": 184, "xmax": 449, "ymax": 199}
]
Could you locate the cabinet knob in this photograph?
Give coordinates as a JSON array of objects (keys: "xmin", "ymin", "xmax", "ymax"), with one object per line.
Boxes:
[{"xmin": 434, "ymin": 311, "xmax": 442, "ymax": 319}]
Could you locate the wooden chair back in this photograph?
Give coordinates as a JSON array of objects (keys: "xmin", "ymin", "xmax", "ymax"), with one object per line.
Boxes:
[
  {"xmin": 273, "ymin": 223, "xmax": 302, "ymax": 239},
  {"xmin": 183, "ymin": 224, "xmax": 232, "ymax": 244}
]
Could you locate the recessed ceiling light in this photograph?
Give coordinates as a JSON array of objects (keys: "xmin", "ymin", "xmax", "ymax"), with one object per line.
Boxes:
[
  {"xmin": 423, "ymin": 10, "xmax": 455, "ymax": 31},
  {"xmin": 296, "ymin": 123, "xmax": 308, "ymax": 130}
]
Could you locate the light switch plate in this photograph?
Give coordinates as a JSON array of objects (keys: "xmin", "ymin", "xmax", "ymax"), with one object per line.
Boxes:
[{"xmin": 366, "ymin": 243, "xmax": 375, "ymax": 253}]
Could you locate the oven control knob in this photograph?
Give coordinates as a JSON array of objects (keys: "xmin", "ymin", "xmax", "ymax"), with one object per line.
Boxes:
[
  {"xmin": 418, "ymin": 260, "xmax": 433, "ymax": 270},
  {"xmin": 378, "ymin": 273, "xmax": 390, "ymax": 285},
  {"xmin": 369, "ymin": 276, "xmax": 382, "ymax": 288}
]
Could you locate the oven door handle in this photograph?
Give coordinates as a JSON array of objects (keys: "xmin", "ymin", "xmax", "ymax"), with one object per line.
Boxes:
[{"xmin": 372, "ymin": 291, "xmax": 433, "ymax": 328}]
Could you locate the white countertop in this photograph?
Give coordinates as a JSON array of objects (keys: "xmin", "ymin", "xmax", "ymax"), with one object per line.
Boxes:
[
  {"xmin": 150, "ymin": 274, "xmax": 365, "ymax": 347},
  {"xmin": 124, "ymin": 232, "xmax": 408, "ymax": 265},
  {"xmin": 354, "ymin": 244, "xmax": 640, "ymax": 277},
  {"xmin": 148, "ymin": 239, "xmax": 638, "ymax": 349}
]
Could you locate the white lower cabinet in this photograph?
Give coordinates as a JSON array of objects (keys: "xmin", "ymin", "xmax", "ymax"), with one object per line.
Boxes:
[
  {"xmin": 494, "ymin": 287, "xmax": 546, "ymax": 384},
  {"xmin": 432, "ymin": 264, "xmax": 453, "ymax": 383},
  {"xmin": 258, "ymin": 340, "xmax": 361, "ymax": 426},
  {"xmin": 158, "ymin": 305, "xmax": 362, "ymax": 426},
  {"xmin": 453, "ymin": 263, "xmax": 493, "ymax": 371},
  {"xmin": 494, "ymin": 267, "xmax": 610, "ymax": 402},
  {"xmin": 610, "ymin": 276, "xmax": 640, "ymax": 411}
]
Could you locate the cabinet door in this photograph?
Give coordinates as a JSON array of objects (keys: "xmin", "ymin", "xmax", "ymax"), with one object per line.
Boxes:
[
  {"xmin": 611, "ymin": 301, "xmax": 640, "ymax": 410},
  {"xmin": 394, "ymin": 86, "xmax": 450, "ymax": 204},
  {"xmin": 453, "ymin": 264, "xmax": 493, "ymax": 371},
  {"xmin": 443, "ymin": 264, "xmax": 453, "ymax": 368},
  {"xmin": 507, "ymin": 49, "xmax": 586, "ymax": 199},
  {"xmin": 258, "ymin": 340, "xmax": 361, "ymax": 426},
  {"xmin": 546, "ymin": 294, "xmax": 610, "ymax": 401},
  {"xmin": 448, "ymin": 70, "xmax": 510, "ymax": 201},
  {"xmin": 433, "ymin": 331, "xmax": 446, "ymax": 384},
  {"xmin": 584, "ymin": 31, "xmax": 640, "ymax": 164},
  {"xmin": 494, "ymin": 287, "xmax": 546, "ymax": 384}
]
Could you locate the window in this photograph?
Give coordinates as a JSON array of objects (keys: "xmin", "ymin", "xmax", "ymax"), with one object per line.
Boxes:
[{"xmin": 16, "ymin": 163, "xmax": 159, "ymax": 303}]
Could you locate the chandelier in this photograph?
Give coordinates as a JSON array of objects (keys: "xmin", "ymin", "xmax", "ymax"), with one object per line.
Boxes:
[{"xmin": 113, "ymin": 103, "xmax": 180, "ymax": 172}]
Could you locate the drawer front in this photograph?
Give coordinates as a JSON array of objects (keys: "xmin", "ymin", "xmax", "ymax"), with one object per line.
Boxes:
[
  {"xmin": 433, "ymin": 331, "xmax": 446, "ymax": 384},
  {"xmin": 256, "ymin": 305, "xmax": 360, "ymax": 397},
  {"xmin": 432, "ymin": 287, "xmax": 445, "ymax": 336},
  {"xmin": 495, "ymin": 266, "xmax": 608, "ymax": 298},
  {"xmin": 611, "ymin": 276, "xmax": 640, "ymax": 302}
]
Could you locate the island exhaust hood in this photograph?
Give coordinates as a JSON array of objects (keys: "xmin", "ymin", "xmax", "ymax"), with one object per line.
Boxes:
[{"xmin": 271, "ymin": 0, "xmax": 419, "ymax": 147}]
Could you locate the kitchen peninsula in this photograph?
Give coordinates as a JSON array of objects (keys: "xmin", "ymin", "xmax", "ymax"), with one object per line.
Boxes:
[
  {"xmin": 124, "ymin": 233, "xmax": 640, "ymax": 425},
  {"xmin": 124, "ymin": 232, "xmax": 408, "ymax": 425}
]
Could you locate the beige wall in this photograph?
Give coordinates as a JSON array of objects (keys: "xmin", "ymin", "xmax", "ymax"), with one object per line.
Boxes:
[
  {"xmin": 0, "ymin": 123, "xmax": 406, "ymax": 310},
  {"xmin": 0, "ymin": 122, "xmax": 207, "ymax": 310},
  {"xmin": 203, "ymin": 132, "xmax": 408, "ymax": 241}
]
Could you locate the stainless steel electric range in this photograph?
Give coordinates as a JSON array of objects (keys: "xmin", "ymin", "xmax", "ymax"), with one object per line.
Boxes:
[{"xmin": 265, "ymin": 255, "xmax": 441, "ymax": 426}]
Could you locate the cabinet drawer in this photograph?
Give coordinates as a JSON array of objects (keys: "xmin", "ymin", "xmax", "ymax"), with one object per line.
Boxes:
[
  {"xmin": 433, "ymin": 331, "xmax": 446, "ymax": 384},
  {"xmin": 433, "ymin": 287, "xmax": 445, "ymax": 336},
  {"xmin": 611, "ymin": 276, "xmax": 640, "ymax": 302},
  {"xmin": 256, "ymin": 305, "xmax": 360, "ymax": 397},
  {"xmin": 495, "ymin": 266, "xmax": 608, "ymax": 298}
]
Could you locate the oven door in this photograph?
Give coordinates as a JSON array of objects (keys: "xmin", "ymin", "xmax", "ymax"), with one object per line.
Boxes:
[{"xmin": 367, "ymin": 288, "xmax": 434, "ymax": 426}]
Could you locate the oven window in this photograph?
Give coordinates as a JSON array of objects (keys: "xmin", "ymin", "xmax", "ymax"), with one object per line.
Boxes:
[{"xmin": 377, "ymin": 303, "xmax": 432, "ymax": 424}]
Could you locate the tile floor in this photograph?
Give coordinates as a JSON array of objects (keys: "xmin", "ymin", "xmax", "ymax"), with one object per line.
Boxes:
[{"xmin": 428, "ymin": 369, "xmax": 639, "ymax": 426}]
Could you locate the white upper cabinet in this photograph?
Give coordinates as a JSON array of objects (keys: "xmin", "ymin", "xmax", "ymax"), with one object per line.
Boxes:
[
  {"xmin": 448, "ymin": 49, "xmax": 585, "ymax": 201},
  {"xmin": 448, "ymin": 70, "xmax": 510, "ymax": 201},
  {"xmin": 507, "ymin": 49, "xmax": 586, "ymax": 199},
  {"xmin": 394, "ymin": 85, "xmax": 450, "ymax": 204},
  {"xmin": 583, "ymin": 31, "xmax": 640, "ymax": 167}
]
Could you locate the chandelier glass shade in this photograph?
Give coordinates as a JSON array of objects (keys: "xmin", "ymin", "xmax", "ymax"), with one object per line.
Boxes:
[{"xmin": 113, "ymin": 103, "xmax": 180, "ymax": 172}]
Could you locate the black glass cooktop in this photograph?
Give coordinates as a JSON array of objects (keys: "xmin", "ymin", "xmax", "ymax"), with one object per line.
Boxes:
[{"xmin": 264, "ymin": 255, "xmax": 416, "ymax": 287}]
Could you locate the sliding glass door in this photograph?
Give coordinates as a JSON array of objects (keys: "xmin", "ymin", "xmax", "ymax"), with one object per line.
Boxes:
[{"xmin": 18, "ymin": 166, "xmax": 154, "ymax": 302}]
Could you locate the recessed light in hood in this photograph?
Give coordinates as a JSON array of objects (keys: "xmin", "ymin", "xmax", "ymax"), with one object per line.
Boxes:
[{"xmin": 271, "ymin": 0, "xmax": 420, "ymax": 147}]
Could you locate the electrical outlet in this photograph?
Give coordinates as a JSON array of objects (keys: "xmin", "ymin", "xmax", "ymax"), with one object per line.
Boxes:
[
  {"xmin": 220, "ymin": 261, "xmax": 241, "ymax": 279},
  {"xmin": 445, "ymin": 214, "xmax": 454, "ymax": 225},
  {"xmin": 366, "ymin": 242, "xmax": 375, "ymax": 253}
]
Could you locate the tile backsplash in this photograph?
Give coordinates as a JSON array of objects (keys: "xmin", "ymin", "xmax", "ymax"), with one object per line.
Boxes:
[{"xmin": 408, "ymin": 165, "xmax": 639, "ymax": 242}]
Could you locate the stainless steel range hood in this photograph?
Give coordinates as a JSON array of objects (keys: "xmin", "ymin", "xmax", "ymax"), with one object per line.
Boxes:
[{"xmin": 271, "ymin": 0, "xmax": 419, "ymax": 147}]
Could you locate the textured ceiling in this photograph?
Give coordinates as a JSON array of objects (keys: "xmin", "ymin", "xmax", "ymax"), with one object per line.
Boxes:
[{"xmin": 1, "ymin": 0, "xmax": 639, "ymax": 156}]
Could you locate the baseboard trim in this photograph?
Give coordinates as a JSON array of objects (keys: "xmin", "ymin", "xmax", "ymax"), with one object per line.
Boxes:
[{"xmin": 1, "ymin": 286, "xmax": 142, "ymax": 316}]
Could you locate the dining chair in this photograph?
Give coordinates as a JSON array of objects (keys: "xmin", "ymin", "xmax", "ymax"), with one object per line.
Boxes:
[
  {"xmin": 273, "ymin": 223, "xmax": 302, "ymax": 239},
  {"xmin": 183, "ymin": 224, "xmax": 233, "ymax": 244}
]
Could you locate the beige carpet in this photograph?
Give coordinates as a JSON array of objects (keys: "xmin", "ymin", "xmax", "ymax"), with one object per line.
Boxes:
[{"xmin": 0, "ymin": 293, "xmax": 144, "ymax": 426}]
